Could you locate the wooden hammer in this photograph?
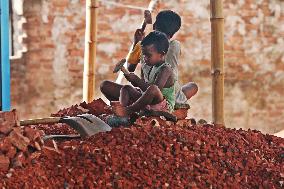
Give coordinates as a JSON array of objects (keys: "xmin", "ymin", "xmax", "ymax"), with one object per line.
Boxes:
[
  {"xmin": 113, "ymin": 59, "xmax": 129, "ymax": 75},
  {"xmin": 113, "ymin": 9, "xmax": 153, "ymax": 75},
  {"xmin": 141, "ymin": 10, "xmax": 153, "ymax": 31}
]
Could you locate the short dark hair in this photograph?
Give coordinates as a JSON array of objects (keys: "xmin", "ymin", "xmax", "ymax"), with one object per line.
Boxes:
[
  {"xmin": 154, "ymin": 10, "xmax": 181, "ymax": 38},
  {"xmin": 141, "ymin": 31, "xmax": 169, "ymax": 54}
]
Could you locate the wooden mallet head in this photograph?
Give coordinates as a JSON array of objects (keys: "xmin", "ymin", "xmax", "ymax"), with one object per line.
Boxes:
[
  {"xmin": 113, "ymin": 59, "xmax": 129, "ymax": 74},
  {"xmin": 144, "ymin": 10, "xmax": 152, "ymax": 24}
]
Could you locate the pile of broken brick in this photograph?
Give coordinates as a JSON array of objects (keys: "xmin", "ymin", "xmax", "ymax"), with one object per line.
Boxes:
[
  {"xmin": 0, "ymin": 110, "xmax": 44, "ymax": 172},
  {"xmin": 0, "ymin": 99, "xmax": 283, "ymax": 188}
]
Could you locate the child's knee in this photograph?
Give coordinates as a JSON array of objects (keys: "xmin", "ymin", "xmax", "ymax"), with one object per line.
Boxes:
[
  {"xmin": 146, "ymin": 85, "xmax": 164, "ymax": 102},
  {"xmin": 121, "ymin": 85, "xmax": 133, "ymax": 92},
  {"xmin": 100, "ymin": 80, "xmax": 110, "ymax": 92},
  {"xmin": 146, "ymin": 85, "xmax": 163, "ymax": 98},
  {"xmin": 191, "ymin": 82, "xmax": 198, "ymax": 93},
  {"xmin": 182, "ymin": 82, "xmax": 198, "ymax": 99}
]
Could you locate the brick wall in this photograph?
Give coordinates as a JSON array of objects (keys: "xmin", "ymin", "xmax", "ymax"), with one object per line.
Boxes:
[{"xmin": 10, "ymin": 0, "xmax": 284, "ymax": 134}]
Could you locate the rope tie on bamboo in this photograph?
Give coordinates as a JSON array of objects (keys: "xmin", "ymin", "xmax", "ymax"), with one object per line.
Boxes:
[
  {"xmin": 211, "ymin": 70, "xmax": 224, "ymax": 76},
  {"xmin": 84, "ymin": 71, "xmax": 95, "ymax": 76},
  {"xmin": 87, "ymin": 40, "xmax": 97, "ymax": 43},
  {"xmin": 210, "ymin": 18, "xmax": 224, "ymax": 20},
  {"xmin": 88, "ymin": 5, "xmax": 99, "ymax": 9}
]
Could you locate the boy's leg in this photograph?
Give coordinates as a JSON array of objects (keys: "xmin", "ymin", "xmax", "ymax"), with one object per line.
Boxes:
[
  {"xmin": 119, "ymin": 85, "xmax": 142, "ymax": 106},
  {"xmin": 181, "ymin": 82, "xmax": 198, "ymax": 100},
  {"xmin": 128, "ymin": 85, "xmax": 164, "ymax": 113},
  {"xmin": 114, "ymin": 85, "xmax": 164, "ymax": 116},
  {"xmin": 100, "ymin": 81, "xmax": 123, "ymax": 101}
]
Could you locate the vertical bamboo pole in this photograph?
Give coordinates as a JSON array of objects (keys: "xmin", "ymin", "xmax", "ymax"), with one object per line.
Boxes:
[
  {"xmin": 210, "ymin": 0, "xmax": 225, "ymax": 126},
  {"xmin": 83, "ymin": 0, "xmax": 98, "ymax": 102}
]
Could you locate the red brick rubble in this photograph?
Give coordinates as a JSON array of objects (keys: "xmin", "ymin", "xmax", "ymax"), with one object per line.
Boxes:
[{"xmin": 0, "ymin": 99, "xmax": 283, "ymax": 188}]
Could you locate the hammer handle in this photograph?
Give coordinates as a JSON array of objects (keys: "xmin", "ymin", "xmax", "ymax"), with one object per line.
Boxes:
[
  {"xmin": 20, "ymin": 117, "xmax": 61, "ymax": 126},
  {"xmin": 121, "ymin": 66, "xmax": 130, "ymax": 75},
  {"xmin": 141, "ymin": 21, "xmax": 147, "ymax": 32}
]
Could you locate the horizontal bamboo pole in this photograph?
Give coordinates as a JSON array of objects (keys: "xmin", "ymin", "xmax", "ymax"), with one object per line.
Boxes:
[
  {"xmin": 83, "ymin": 0, "xmax": 99, "ymax": 102},
  {"xmin": 210, "ymin": 0, "xmax": 225, "ymax": 126}
]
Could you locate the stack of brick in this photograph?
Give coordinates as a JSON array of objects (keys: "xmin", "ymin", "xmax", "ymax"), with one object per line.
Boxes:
[{"xmin": 0, "ymin": 110, "xmax": 44, "ymax": 172}]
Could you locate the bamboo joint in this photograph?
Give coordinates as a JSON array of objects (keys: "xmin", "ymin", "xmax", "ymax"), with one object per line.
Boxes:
[{"xmin": 211, "ymin": 70, "xmax": 224, "ymax": 76}]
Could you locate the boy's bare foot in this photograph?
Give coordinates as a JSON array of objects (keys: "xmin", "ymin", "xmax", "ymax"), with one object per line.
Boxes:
[{"xmin": 113, "ymin": 104, "xmax": 129, "ymax": 117}]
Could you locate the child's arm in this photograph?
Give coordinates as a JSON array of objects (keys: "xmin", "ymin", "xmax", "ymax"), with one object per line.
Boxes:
[
  {"xmin": 153, "ymin": 66, "xmax": 174, "ymax": 90},
  {"xmin": 133, "ymin": 29, "xmax": 144, "ymax": 47},
  {"xmin": 124, "ymin": 73, "xmax": 149, "ymax": 91},
  {"xmin": 125, "ymin": 66, "xmax": 173, "ymax": 91},
  {"xmin": 127, "ymin": 29, "xmax": 144, "ymax": 72},
  {"xmin": 126, "ymin": 42, "xmax": 141, "ymax": 72}
]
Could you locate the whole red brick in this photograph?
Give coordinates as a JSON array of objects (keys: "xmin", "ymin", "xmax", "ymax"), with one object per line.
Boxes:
[
  {"xmin": 172, "ymin": 108, "xmax": 188, "ymax": 120},
  {"xmin": 0, "ymin": 138, "xmax": 12, "ymax": 153},
  {"xmin": 8, "ymin": 129, "xmax": 30, "ymax": 151},
  {"xmin": 0, "ymin": 155, "xmax": 10, "ymax": 171},
  {"xmin": 23, "ymin": 127, "xmax": 41, "ymax": 141}
]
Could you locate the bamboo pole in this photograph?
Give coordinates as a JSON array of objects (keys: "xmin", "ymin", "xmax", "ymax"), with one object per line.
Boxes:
[
  {"xmin": 210, "ymin": 0, "xmax": 225, "ymax": 126},
  {"xmin": 83, "ymin": 0, "xmax": 99, "ymax": 102}
]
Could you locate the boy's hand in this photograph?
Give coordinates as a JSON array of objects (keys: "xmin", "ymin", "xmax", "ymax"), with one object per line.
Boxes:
[
  {"xmin": 134, "ymin": 29, "xmax": 145, "ymax": 44},
  {"xmin": 124, "ymin": 73, "xmax": 139, "ymax": 82},
  {"xmin": 124, "ymin": 72, "xmax": 148, "ymax": 90}
]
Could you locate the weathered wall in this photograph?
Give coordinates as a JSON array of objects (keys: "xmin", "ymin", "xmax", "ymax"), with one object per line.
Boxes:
[{"xmin": 10, "ymin": 0, "xmax": 284, "ymax": 134}]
